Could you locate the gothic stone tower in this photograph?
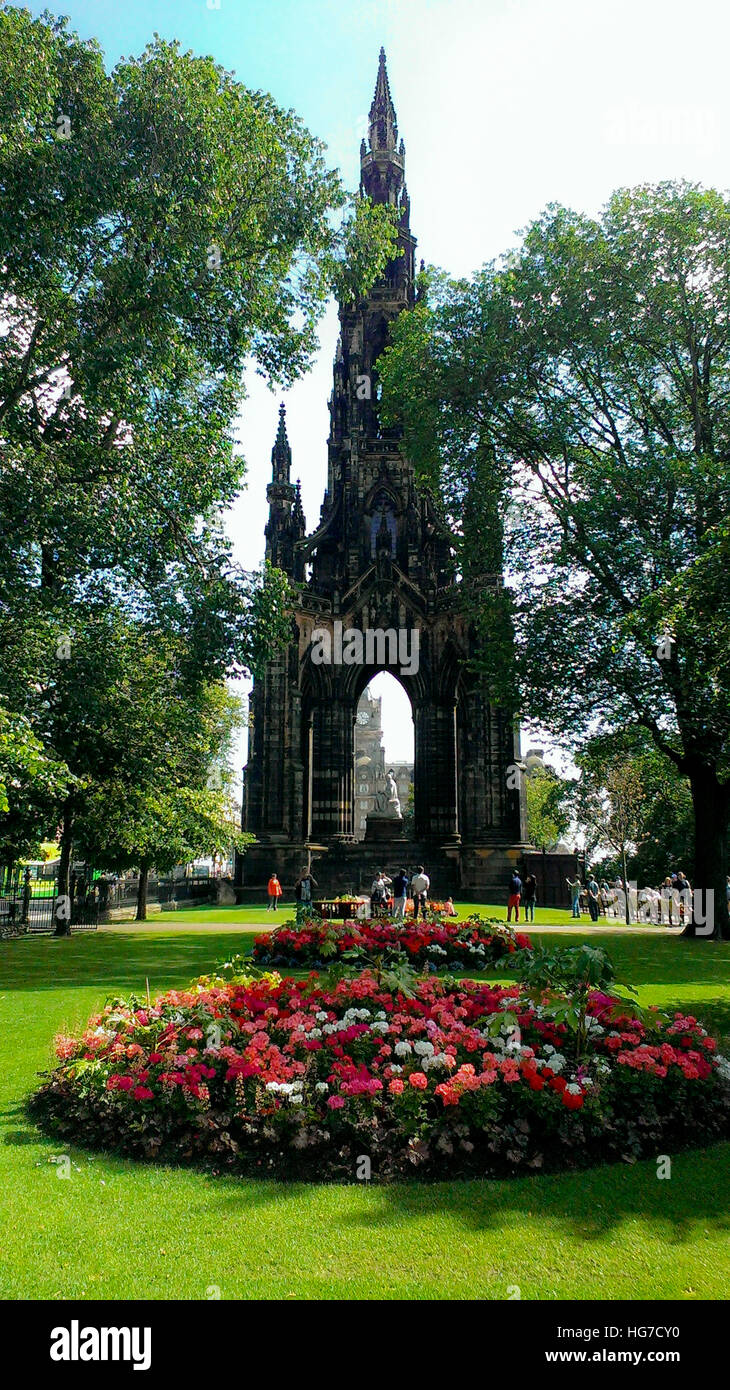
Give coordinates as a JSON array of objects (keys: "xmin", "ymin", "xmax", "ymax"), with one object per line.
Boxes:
[{"xmin": 240, "ymin": 50, "xmax": 526, "ymax": 899}]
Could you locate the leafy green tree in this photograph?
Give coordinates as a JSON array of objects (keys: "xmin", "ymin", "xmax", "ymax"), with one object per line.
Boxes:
[
  {"xmin": 380, "ymin": 184, "xmax": 730, "ymax": 936},
  {"xmin": 0, "ymin": 700, "xmax": 71, "ymax": 879},
  {"xmin": 0, "ymin": 8, "xmax": 398, "ymax": 876},
  {"xmin": 525, "ymin": 764, "xmax": 571, "ymax": 852},
  {"xmin": 576, "ymin": 730, "xmax": 695, "ymax": 889},
  {"xmin": 572, "ymin": 750, "xmax": 653, "ymax": 924}
]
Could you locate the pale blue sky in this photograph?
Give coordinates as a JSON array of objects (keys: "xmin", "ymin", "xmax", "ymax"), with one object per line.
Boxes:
[{"xmin": 16, "ymin": 0, "xmax": 730, "ymax": 771}]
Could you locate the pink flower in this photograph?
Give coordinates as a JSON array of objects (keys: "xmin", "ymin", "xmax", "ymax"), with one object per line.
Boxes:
[
  {"xmin": 133, "ymin": 1085, "xmax": 154, "ymax": 1100},
  {"xmin": 408, "ymin": 1072, "xmax": 428, "ymax": 1089},
  {"xmin": 389, "ymin": 1078, "xmax": 405, "ymax": 1095},
  {"xmin": 327, "ymin": 1095, "xmax": 346, "ymax": 1109}
]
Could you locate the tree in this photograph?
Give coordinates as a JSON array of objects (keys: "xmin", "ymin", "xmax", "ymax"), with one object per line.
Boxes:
[
  {"xmin": 0, "ymin": 700, "xmax": 71, "ymax": 881},
  {"xmin": 0, "ymin": 8, "xmax": 399, "ymax": 872},
  {"xmin": 525, "ymin": 764, "xmax": 571, "ymax": 853},
  {"xmin": 575, "ymin": 730, "xmax": 695, "ymax": 889},
  {"xmin": 74, "ymin": 677, "xmax": 249, "ymax": 920},
  {"xmin": 380, "ymin": 184, "xmax": 730, "ymax": 937},
  {"xmin": 572, "ymin": 751, "xmax": 652, "ymax": 924}
]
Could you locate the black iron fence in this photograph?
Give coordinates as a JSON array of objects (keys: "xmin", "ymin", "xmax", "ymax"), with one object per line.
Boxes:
[{"xmin": 0, "ymin": 865, "xmax": 98, "ymax": 937}]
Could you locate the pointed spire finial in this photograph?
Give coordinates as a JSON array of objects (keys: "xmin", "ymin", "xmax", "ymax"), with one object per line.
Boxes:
[
  {"xmin": 271, "ymin": 401, "xmax": 292, "ymax": 483},
  {"xmin": 368, "ymin": 46, "xmax": 398, "ymax": 152}
]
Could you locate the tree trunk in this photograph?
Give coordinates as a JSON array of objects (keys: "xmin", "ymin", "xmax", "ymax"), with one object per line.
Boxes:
[
  {"xmin": 135, "ymin": 860, "xmax": 149, "ymax": 922},
  {"xmin": 685, "ymin": 766, "xmax": 730, "ymax": 939},
  {"xmin": 621, "ymin": 847, "xmax": 630, "ymax": 925},
  {"xmin": 54, "ymin": 801, "xmax": 74, "ymax": 936}
]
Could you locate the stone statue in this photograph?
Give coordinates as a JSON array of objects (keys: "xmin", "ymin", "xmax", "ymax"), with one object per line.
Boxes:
[{"xmin": 385, "ymin": 770, "xmax": 402, "ymax": 818}]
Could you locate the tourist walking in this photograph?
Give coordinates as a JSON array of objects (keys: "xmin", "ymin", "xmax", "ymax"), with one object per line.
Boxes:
[
  {"xmin": 267, "ymin": 873, "xmax": 282, "ymax": 912},
  {"xmin": 392, "ymin": 868, "xmax": 410, "ymax": 921},
  {"xmin": 566, "ymin": 875, "xmax": 582, "ymax": 918},
  {"xmin": 522, "ymin": 872, "xmax": 536, "ymax": 923},
  {"xmin": 507, "ymin": 870, "xmax": 522, "ymax": 923},
  {"xmin": 411, "ymin": 866, "xmax": 430, "ymax": 919}
]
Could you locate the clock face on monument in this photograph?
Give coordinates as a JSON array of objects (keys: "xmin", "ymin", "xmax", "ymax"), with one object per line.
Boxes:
[{"xmin": 356, "ymin": 711, "xmax": 369, "ymax": 726}]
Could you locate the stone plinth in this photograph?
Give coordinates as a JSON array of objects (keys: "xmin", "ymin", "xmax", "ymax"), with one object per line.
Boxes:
[{"xmin": 365, "ymin": 813, "xmax": 406, "ymax": 842}]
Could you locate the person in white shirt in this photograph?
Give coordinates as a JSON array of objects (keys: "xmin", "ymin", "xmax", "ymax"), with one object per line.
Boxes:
[
  {"xmin": 370, "ymin": 871, "xmax": 391, "ymax": 917},
  {"xmin": 410, "ymin": 866, "xmax": 430, "ymax": 920}
]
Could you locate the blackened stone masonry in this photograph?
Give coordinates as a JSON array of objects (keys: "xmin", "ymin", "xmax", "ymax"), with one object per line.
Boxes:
[{"xmin": 238, "ymin": 50, "xmax": 527, "ymax": 901}]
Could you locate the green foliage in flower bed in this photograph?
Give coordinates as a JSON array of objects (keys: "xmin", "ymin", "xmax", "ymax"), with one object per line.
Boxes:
[
  {"xmin": 28, "ymin": 948, "xmax": 730, "ymax": 1182},
  {"xmin": 251, "ymin": 914, "xmax": 532, "ymax": 972}
]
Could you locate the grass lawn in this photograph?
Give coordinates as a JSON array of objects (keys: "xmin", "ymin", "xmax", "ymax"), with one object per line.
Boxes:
[
  {"xmin": 1, "ymin": 927, "xmax": 729, "ymax": 1300},
  {"xmin": 127, "ymin": 899, "xmax": 633, "ymax": 927}
]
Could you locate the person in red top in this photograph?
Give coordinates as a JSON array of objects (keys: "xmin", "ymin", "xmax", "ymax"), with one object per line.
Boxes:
[{"xmin": 267, "ymin": 874, "xmax": 282, "ymax": 912}]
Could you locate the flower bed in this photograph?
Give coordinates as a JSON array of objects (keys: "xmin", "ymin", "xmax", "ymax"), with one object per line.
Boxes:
[
  {"xmin": 251, "ymin": 915, "xmax": 532, "ymax": 971},
  {"xmin": 29, "ymin": 968, "xmax": 730, "ymax": 1181}
]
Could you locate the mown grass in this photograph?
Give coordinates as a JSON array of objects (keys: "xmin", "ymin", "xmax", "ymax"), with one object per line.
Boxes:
[
  {"xmin": 126, "ymin": 898, "xmax": 655, "ymax": 927},
  {"xmin": 1, "ymin": 928, "xmax": 729, "ymax": 1300}
]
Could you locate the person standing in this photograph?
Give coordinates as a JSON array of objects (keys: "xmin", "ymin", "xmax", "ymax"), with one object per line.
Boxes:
[
  {"xmin": 267, "ymin": 873, "xmax": 282, "ymax": 912},
  {"xmin": 294, "ymin": 869, "xmax": 318, "ymax": 921},
  {"xmin": 675, "ymin": 870, "xmax": 692, "ymax": 925},
  {"xmin": 411, "ymin": 866, "xmax": 430, "ymax": 919},
  {"xmin": 507, "ymin": 870, "xmax": 522, "ymax": 923},
  {"xmin": 566, "ymin": 876, "xmax": 582, "ymax": 919},
  {"xmin": 521, "ymin": 872, "xmax": 537, "ymax": 923},
  {"xmin": 392, "ymin": 868, "xmax": 410, "ymax": 921},
  {"xmin": 586, "ymin": 873, "xmax": 600, "ymax": 922},
  {"xmin": 370, "ymin": 871, "xmax": 391, "ymax": 917}
]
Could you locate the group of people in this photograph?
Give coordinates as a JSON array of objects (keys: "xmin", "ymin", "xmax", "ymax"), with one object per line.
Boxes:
[
  {"xmin": 507, "ymin": 871, "xmax": 537, "ymax": 923},
  {"xmin": 370, "ymin": 867, "xmax": 441, "ymax": 920},
  {"xmin": 564, "ymin": 870, "xmax": 696, "ymax": 923},
  {"xmin": 266, "ymin": 865, "xmax": 456, "ymax": 922},
  {"xmin": 266, "ymin": 870, "xmax": 318, "ymax": 912}
]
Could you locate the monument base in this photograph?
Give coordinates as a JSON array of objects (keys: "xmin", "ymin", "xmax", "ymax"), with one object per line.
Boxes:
[{"xmin": 365, "ymin": 813, "xmax": 407, "ymax": 843}]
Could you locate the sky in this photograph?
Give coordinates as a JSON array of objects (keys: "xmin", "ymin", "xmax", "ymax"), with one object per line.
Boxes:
[{"xmin": 16, "ymin": 0, "xmax": 730, "ymax": 776}]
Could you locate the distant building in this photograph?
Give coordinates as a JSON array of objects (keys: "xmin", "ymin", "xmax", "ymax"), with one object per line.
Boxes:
[{"xmin": 354, "ymin": 686, "xmax": 413, "ymax": 839}]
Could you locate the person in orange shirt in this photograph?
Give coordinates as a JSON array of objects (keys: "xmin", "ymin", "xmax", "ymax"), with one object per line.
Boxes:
[{"xmin": 267, "ymin": 874, "xmax": 282, "ymax": 912}]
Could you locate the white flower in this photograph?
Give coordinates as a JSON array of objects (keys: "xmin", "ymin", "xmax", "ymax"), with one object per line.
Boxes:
[
  {"xmin": 316, "ymin": 1011, "xmax": 329, "ymax": 1022},
  {"xmin": 371, "ymin": 1021, "xmax": 390, "ymax": 1034},
  {"xmin": 394, "ymin": 1041, "xmax": 412, "ymax": 1057},
  {"xmin": 389, "ymin": 1065, "xmax": 403, "ymax": 1075},
  {"xmin": 565, "ymin": 1082, "xmax": 582, "ymax": 1095},
  {"xmin": 315, "ymin": 1081, "xmax": 329, "ymax": 1093},
  {"xmin": 413, "ymin": 1040, "xmax": 435, "ymax": 1057}
]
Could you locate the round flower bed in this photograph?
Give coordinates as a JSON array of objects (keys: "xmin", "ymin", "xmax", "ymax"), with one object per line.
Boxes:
[
  {"xmin": 252, "ymin": 915, "xmax": 532, "ymax": 971},
  {"xmin": 29, "ymin": 968, "xmax": 730, "ymax": 1181}
]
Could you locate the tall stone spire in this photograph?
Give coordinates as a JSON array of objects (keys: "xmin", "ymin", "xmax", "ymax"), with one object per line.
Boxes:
[
  {"xmin": 271, "ymin": 401, "xmax": 292, "ymax": 485},
  {"xmin": 360, "ymin": 48, "xmax": 407, "ymax": 210},
  {"xmin": 369, "ymin": 46, "xmax": 398, "ymax": 153},
  {"xmin": 266, "ymin": 403, "xmax": 304, "ymax": 573}
]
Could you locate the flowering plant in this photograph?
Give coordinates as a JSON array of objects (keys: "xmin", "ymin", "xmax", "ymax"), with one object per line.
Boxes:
[
  {"xmin": 252, "ymin": 915, "xmax": 532, "ymax": 972},
  {"xmin": 30, "ymin": 966, "xmax": 730, "ymax": 1181}
]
